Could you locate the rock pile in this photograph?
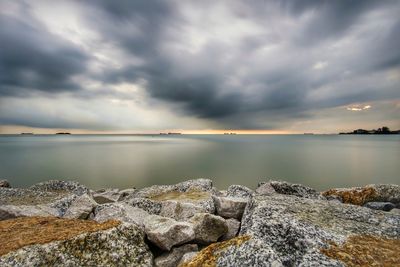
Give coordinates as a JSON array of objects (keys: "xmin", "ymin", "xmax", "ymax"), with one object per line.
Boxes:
[{"xmin": 0, "ymin": 179, "xmax": 399, "ymax": 266}]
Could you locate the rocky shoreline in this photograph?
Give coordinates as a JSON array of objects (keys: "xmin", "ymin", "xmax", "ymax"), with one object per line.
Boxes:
[{"xmin": 0, "ymin": 178, "xmax": 399, "ymax": 266}]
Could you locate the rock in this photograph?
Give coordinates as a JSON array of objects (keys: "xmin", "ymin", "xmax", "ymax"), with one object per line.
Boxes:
[
  {"xmin": 155, "ymin": 244, "xmax": 198, "ymax": 267},
  {"xmin": 160, "ymin": 200, "xmax": 207, "ymax": 221},
  {"xmin": 0, "ymin": 204, "xmax": 59, "ymax": 221},
  {"xmin": 322, "ymin": 184, "xmax": 400, "ymax": 206},
  {"xmin": 255, "ymin": 182, "xmax": 276, "ymax": 195},
  {"xmin": 117, "ymin": 188, "xmax": 137, "ymax": 201},
  {"xmin": 0, "ymin": 217, "xmax": 153, "ymax": 266},
  {"xmin": 226, "ymin": 185, "xmax": 254, "ymax": 199},
  {"xmin": 29, "ymin": 180, "xmax": 90, "ymax": 196},
  {"xmin": 93, "ymin": 188, "xmax": 121, "ymax": 204},
  {"xmin": 213, "ymin": 196, "xmax": 248, "ymax": 219},
  {"xmin": 258, "ymin": 180, "xmax": 322, "ymax": 199},
  {"xmin": 363, "ymin": 201, "xmax": 395, "ymax": 211},
  {"xmin": 178, "ymin": 251, "xmax": 198, "ymax": 266},
  {"xmin": 390, "ymin": 208, "xmax": 400, "ymax": 215},
  {"xmin": 144, "ymin": 215, "xmax": 195, "ymax": 250},
  {"xmin": 220, "ymin": 218, "xmax": 240, "ymax": 241},
  {"xmin": 92, "ymin": 202, "xmax": 150, "ymax": 227},
  {"xmin": 63, "ymin": 194, "xmax": 97, "ymax": 219},
  {"xmin": 238, "ymin": 193, "xmax": 400, "ymax": 266},
  {"xmin": 0, "ymin": 180, "xmax": 10, "ymax": 188},
  {"xmin": 189, "ymin": 213, "xmax": 228, "ymax": 244},
  {"xmin": 127, "ymin": 198, "xmax": 162, "ymax": 214}
]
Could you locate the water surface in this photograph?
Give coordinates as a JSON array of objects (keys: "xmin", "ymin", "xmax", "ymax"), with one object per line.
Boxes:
[{"xmin": 0, "ymin": 134, "xmax": 398, "ymax": 191}]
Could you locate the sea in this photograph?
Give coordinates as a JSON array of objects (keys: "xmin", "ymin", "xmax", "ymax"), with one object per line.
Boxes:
[{"xmin": 0, "ymin": 134, "xmax": 399, "ymax": 191}]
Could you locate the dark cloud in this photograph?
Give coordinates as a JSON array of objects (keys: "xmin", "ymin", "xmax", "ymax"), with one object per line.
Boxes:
[{"xmin": 0, "ymin": 13, "xmax": 88, "ymax": 96}]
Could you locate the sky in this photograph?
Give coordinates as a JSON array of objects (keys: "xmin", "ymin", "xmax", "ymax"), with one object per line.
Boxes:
[{"xmin": 0, "ymin": 0, "xmax": 399, "ymax": 134}]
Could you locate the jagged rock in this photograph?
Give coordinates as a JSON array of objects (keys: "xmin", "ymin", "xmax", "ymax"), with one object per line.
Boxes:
[
  {"xmin": 220, "ymin": 218, "xmax": 240, "ymax": 241},
  {"xmin": 190, "ymin": 213, "xmax": 228, "ymax": 244},
  {"xmin": 30, "ymin": 180, "xmax": 90, "ymax": 196},
  {"xmin": 0, "ymin": 180, "xmax": 10, "ymax": 188},
  {"xmin": 226, "ymin": 185, "xmax": 254, "ymax": 199},
  {"xmin": 178, "ymin": 251, "xmax": 198, "ymax": 266},
  {"xmin": 63, "ymin": 194, "xmax": 97, "ymax": 219},
  {"xmin": 117, "ymin": 188, "xmax": 137, "ymax": 201},
  {"xmin": 0, "ymin": 217, "xmax": 153, "ymax": 267},
  {"xmin": 364, "ymin": 201, "xmax": 395, "ymax": 211},
  {"xmin": 155, "ymin": 244, "xmax": 198, "ymax": 267},
  {"xmin": 213, "ymin": 196, "xmax": 247, "ymax": 219},
  {"xmin": 258, "ymin": 180, "xmax": 322, "ymax": 199},
  {"xmin": 93, "ymin": 188, "xmax": 121, "ymax": 204},
  {"xmin": 255, "ymin": 182, "xmax": 276, "ymax": 195},
  {"xmin": 127, "ymin": 198, "xmax": 162, "ymax": 214},
  {"xmin": 323, "ymin": 184, "xmax": 400, "ymax": 205},
  {"xmin": 0, "ymin": 204, "xmax": 59, "ymax": 220},
  {"xmin": 92, "ymin": 202, "xmax": 150, "ymax": 227},
  {"xmin": 390, "ymin": 208, "xmax": 400, "ymax": 215},
  {"xmin": 160, "ymin": 200, "xmax": 207, "ymax": 221},
  {"xmin": 238, "ymin": 193, "xmax": 400, "ymax": 266},
  {"xmin": 144, "ymin": 215, "xmax": 195, "ymax": 250}
]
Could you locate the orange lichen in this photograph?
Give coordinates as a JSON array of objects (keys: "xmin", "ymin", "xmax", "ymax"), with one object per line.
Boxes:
[
  {"xmin": 149, "ymin": 190, "xmax": 211, "ymax": 202},
  {"xmin": 179, "ymin": 235, "xmax": 251, "ymax": 267},
  {"xmin": 0, "ymin": 216, "xmax": 120, "ymax": 256},
  {"xmin": 322, "ymin": 187, "xmax": 378, "ymax": 205},
  {"xmin": 321, "ymin": 235, "xmax": 400, "ymax": 267}
]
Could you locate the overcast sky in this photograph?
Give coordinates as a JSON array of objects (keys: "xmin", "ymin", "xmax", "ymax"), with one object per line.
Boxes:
[{"xmin": 0, "ymin": 0, "xmax": 399, "ymax": 134}]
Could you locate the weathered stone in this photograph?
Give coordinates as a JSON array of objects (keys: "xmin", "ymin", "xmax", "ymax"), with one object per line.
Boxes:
[
  {"xmin": 117, "ymin": 188, "xmax": 137, "ymax": 201},
  {"xmin": 390, "ymin": 208, "xmax": 400, "ymax": 215},
  {"xmin": 220, "ymin": 218, "xmax": 240, "ymax": 241},
  {"xmin": 144, "ymin": 215, "xmax": 195, "ymax": 250},
  {"xmin": 127, "ymin": 197, "xmax": 162, "ymax": 214},
  {"xmin": 93, "ymin": 202, "xmax": 150, "ymax": 227},
  {"xmin": 226, "ymin": 185, "xmax": 254, "ymax": 199},
  {"xmin": 0, "ymin": 217, "xmax": 153, "ymax": 267},
  {"xmin": 155, "ymin": 244, "xmax": 198, "ymax": 267},
  {"xmin": 178, "ymin": 251, "xmax": 198, "ymax": 266},
  {"xmin": 258, "ymin": 180, "xmax": 322, "ymax": 199},
  {"xmin": 255, "ymin": 182, "xmax": 276, "ymax": 195},
  {"xmin": 213, "ymin": 196, "xmax": 247, "ymax": 219},
  {"xmin": 0, "ymin": 180, "xmax": 10, "ymax": 188},
  {"xmin": 63, "ymin": 194, "xmax": 97, "ymax": 219},
  {"xmin": 364, "ymin": 201, "xmax": 395, "ymax": 211},
  {"xmin": 322, "ymin": 184, "xmax": 400, "ymax": 206},
  {"xmin": 0, "ymin": 204, "xmax": 58, "ymax": 221},
  {"xmin": 160, "ymin": 200, "xmax": 207, "ymax": 221},
  {"xmin": 238, "ymin": 194, "xmax": 400, "ymax": 266},
  {"xmin": 93, "ymin": 188, "xmax": 121, "ymax": 204},
  {"xmin": 30, "ymin": 180, "xmax": 90, "ymax": 196},
  {"xmin": 190, "ymin": 213, "xmax": 228, "ymax": 244}
]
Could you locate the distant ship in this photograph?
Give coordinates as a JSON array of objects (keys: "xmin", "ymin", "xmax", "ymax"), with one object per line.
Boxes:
[
  {"xmin": 56, "ymin": 132, "xmax": 71, "ymax": 135},
  {"xmin": 21, "ymin": 132, "xmax": 34, "ymax": 135}
]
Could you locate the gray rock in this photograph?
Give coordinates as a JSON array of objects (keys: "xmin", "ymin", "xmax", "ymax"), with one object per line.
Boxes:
[
  {"xmin": 220, "ymin": 218, "xmax": 240, "ymax": 241},
  {"xmin": 92, "ymin": 202, "xmax": 150, "ymax": 227},
  {"xmin": 160, "ymin": 200, "xmax": 207, "ymax": 221},
  {"xmin": 117, "ymin": 188, "xmax": 137, "ymax": 201},
  {"xmin": 93, "ymin": 188, "xmax": 121, "ymax": 204},
  {"xmin": 0, "ymin": 180, "xmax": 10, "ymax": 188},
  {"xmin": 30, "ymin": 180, "xmax": 90, "ymax": 196},
  {"xmin": 390, "ymin": 208, "xmax": 400, "ymax": 215},
  {"xmin": 213, "ymin": 196, "xmax": 248, "ymax": 219},
  {"xmin": 0, "ymin": 222, "xmax": 153, "ymax": 267},
  {"xmin": 0, "ymin": 204, "xmax": 59, "ymax": 220},
  {"xmin": 226, "ymin": 185, "xmax": 254, "ymax": 199},
  {"xmin": 364, "ymin": 201, "xmax": 395, "ymax": 211},
  {"xmin": 63, "ymin": 194, "xmax": 97, "ymax": 219},
  {"xmin": 144, "ymin": 215, "xmax": 195, "ymax": 250},
  {"xmin": 255, "ymin": 182, "xmax": 276, "ymax": 195},
  {"xmin": 238, "ymin": 193, "xmax": 400, "ymax": 266},
  {"xmin": 178, "ymin": 251, "xmax": 198, "ymax": 266},
  {"xmin": 190, "ymin": 213, "xmax": 228, "ymax": 244},
  {"xmin": 258, "ymin": 180, "xmax": 322, "ymax": 199},
  {"xmin": 127, "ymin": 198, "xmax": 162, "ymax": 214},
  {"xmin": 155, "ymin": 244, "xmax": 198, "ymax": 267}
]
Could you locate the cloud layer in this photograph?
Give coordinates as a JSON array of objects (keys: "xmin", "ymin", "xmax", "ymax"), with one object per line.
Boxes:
[{"xmin": 0, "ymin": 0, "xmax": 399, "ymax": 132}]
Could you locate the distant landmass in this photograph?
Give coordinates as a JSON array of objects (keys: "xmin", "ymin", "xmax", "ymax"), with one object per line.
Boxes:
[
  {"xmin": 56, "ymin": 132, "xmax": 71, "ymax": 135},
  {"xmin": 340, "ymin": 126, "xmax": 400, "ymax": 135}
]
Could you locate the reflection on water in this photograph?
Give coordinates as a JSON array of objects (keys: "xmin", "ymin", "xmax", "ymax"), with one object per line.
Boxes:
[{"xmin": 0, "ymin": 134, "xmax": 399, "ymax": 190}]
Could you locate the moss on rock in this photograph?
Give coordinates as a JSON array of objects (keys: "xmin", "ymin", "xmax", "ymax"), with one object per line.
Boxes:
[{"xmin": 322, "ymin": 187, "xmax": 378, "ymax": 205}]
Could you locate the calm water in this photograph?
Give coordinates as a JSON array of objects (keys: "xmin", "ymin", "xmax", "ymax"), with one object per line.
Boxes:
[{"xmin": 0, "ymin": 135, "xmax": 399, "ymax": 191}]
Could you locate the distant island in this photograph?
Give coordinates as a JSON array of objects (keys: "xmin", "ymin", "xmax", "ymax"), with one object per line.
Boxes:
[
  {"xmin": 159, "ymin": 132, "xmax": 182, "ymax": 135},
  {"xmin": 20, "ymin": 133, "xmax": 34, "ymax": 135},
  {"xmin": 340, "ymin": 126, "xmax": 400, "ymax": 135},
  {"xmin": 56, "ymin": 132, "xmax": 71, "ymax": 135}
]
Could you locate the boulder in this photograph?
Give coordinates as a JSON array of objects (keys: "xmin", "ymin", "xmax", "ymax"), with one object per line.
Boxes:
[
  {"xmin": 213, "ymin": 196, "xmax": 248, "ymax": 219},
  {"xmin": 363, "ymin": 201, "xmax": 395, "ymax": 211},
  {"xmin": 127, "ymin": 198, "xmax": 162, "ymax": 215},
  {"xmin": 220, "ymin": 218, "xmax": 240, "ymax": 241},
  {"xmin": 154, "ymin": 244, "xmax": 198, "ymax": 267},
  {"xmin": 144, "ymin": 215, "xmax": 195, "ymax": 250},
  {"xmin": 189, "ymin": 213, "xmax": 228, "ymax": 244},
  {"xmin": 238, "ymin": 193, "xmax": 400, "ymax": 266},
  {"xmin": 0, "ymin": 180, "xmax": 10, "ymax": 188},
  {"xmin": 226, "ymin": 185, "xmax": 254, "ymax": 199},
  {"xmin": 160, "ymin": 200, "xmax": 207, "ymax": 221},
  {"xmin": 92, "ymin": 202, "xmax": 150, "ymax": 227},
  {"xmin": 390, "ymin": 208, "xmax": 400, "ymax": 215},
  {"xmin": 0, "ymin": 204, "xmax": 58, "ymax": 221},
  {"xmin": 178, "ymin": 251, "xmax": 198, "ymax": 266},
  {"xmin": 117, "ymin": 188, "xmax": 137, "ymax": 201},
  {"xmin": 63, "ymin": 194, "xmax": 97, "ymax": 219},
  {"xmin": 30, "ymin": 180, "xmax": 90, "ymax": 196},
  {"xmin": 93, "ymin": 188, "xmax": 121, "ymax": 204},
  {"xmin": 0, "ymin": 217, "xmax": 153, "ymax": 267},
  {"xmin": 258, "ymin": 180, "xmax": 322, "ymax": 199}
]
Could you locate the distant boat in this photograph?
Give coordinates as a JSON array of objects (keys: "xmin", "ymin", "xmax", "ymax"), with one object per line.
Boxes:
[
  {"xmin": 56, "ymin": 132, "xmax": 71, "ymax": 135},
  {"xmin": 21, "ymin": 132, "xmax": 34, "ymax": 135}
]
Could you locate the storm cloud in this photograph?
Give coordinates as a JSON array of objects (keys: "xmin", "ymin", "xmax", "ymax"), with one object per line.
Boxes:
[{"xmin": 0, "ymin": 0, "xmax": 399, "ymax": 132}]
